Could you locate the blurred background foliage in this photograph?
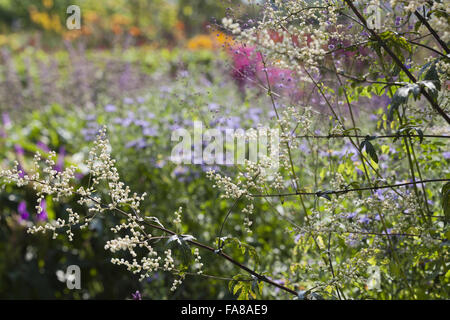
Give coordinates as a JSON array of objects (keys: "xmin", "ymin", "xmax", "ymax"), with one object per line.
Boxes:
[
  {"xmin": 1, "ymin": 0, "xmax": 448, "ymax": 300},
  {"xmin": 0, "ymin": 0, "xmax": 232, "ymax": 49}
]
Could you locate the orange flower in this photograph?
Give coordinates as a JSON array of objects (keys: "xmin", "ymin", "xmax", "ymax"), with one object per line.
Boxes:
[
  {"xmin": 111, "ymin": 14, "xmax": 131, "ymax": 26},
  {"xmin": 112, "ymin": 25, "xmax": 123, "ymax": 35},
  {"xmin": 187, "ymin": 34, "xmax": 213, "ymax": 50},
  {"xmin": 81, "ymin": 26, "xmax": 92, "ymax": 36},
  {"xmin": 42, "ymin": 0, "xmax": 53, "ymax": 9},
  {"xmin": 85, "ymin": 11, "xmax": 99, "ymax": 23},
  {"xmin": 129, "ymin": 26, "xmax": 141, "ymax": 37},
  {"xmin": 63, "ymin": 30, "xmax": 82, "ymax": 41},
  {"xmin": 210, "ymin": 30, "xmax": 234, "ymax": 48}
]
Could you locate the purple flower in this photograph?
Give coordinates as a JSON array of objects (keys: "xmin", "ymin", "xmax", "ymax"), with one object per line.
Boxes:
[
  {"xmin": 345, "ymin": 234, "xmax": 359, "ymax": 247},
  {"xmin": 142, "ymin": 127, "xmax": 158, "ymax": 137},
  {"xmin": 358, "ymin": 215, "xmax": 371, "ymax": 225},
  {"xmin": 120, "ymin": 118, "xmax": 134, "ymax": 127},
  {"xmin": 54, "ymin": 147, "xmax": 66, "ymax": 173},
  {"xmin": 443, "ymin": 152, "xmax": 450, "ymax": 160},
  {"xmin": 17, "ymin": 164, "xmax": 26, "ymax": 178},
  {"xmin": 345, "ymin": 212, "xmax": 358, "ymax": 219},
  {"xmin": 404, "ymin": 60, "xmax": 412, "ymax": 70},
  {"xmin": 136, "ymin": 97, "xmax": 146, "ymax": 104},
  {"xmin": 37, "ymin": 199, "xmax": 48, "ymax": 221},
  {"xmin": 104, "ymin": 104, "xmax": 117, "ymax": 112},
  {"xmin": 36, "ymin": 141, "xmax": 50, "ymax": 152},
  {"xmin": 18, "ymin": 201, "xmax": 30, "ymax": 220},
  {"xmin": 173, "ymin": 166, "xmax": 188, "ymax": 181},
  {"xmin": 178, "ymin": 70, "xmax": 189, "ymax": 78},
  {"xmin": 225, "ymin": 116, "xmax": 241, "ymax": 129},
  {"xmin": 135, "ymin": 119, "xmax": 150, "ymax": 127},
  {"xmin": 123, "ymin": 97, "xmax": 134, "ymax": 104},
  {"xmin": 155, "ymin": 159, "xmax": 166, "ymax": 168},
  {"xmin": 132, "ymin": 290, "xmax": 142, "ymax": 300},
  {"xmin": 2, "ymin": 112, "xmax": 11, "ymax": 128},
  {"xmin": 125, "ymin": 138, "xmax": 147, "ymax": 149},
  {"xmin": 81, "ymin": 127, "xmax": 100, "ymax": 141},
  {"xmin": 375, "ymin": 189, "xmax": 385, "ymax": 201},
  {"xmin": 85, "ymin": 114, "xmax": 97, "ymax": 121},
  {"xmin": 14, "ymin": 144, "xmax": 25, "ymax": 156}
]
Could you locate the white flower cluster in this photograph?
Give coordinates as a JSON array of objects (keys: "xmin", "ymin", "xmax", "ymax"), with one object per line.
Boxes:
[
  {"xmin": 173, "ymin": 206, "xmax": 183, "ymax": 229},
  {"xmin": 193, "ymin": 247, "xmax": 203, "ymax": 275},
  {"xmin": 0, "ymin": 126, "xmax": 202, "ymax": 292},
  {"xmin": 224, "ymin": 0, "xmax": 354, "ymax": 74},
  {"xmin": 222, "ymin": 17, "xmax": 241, "ymax": 35},
  {"xmin": 390, "ymin": 0, "xmax": 428, "ymax": 13},
  {"xmin": 170, "ymin": 275, "xmax": 185, "ymax": 292},
  {"xmin": 429, "ymin": 1, "xmax": 450, "ymax": 42}
]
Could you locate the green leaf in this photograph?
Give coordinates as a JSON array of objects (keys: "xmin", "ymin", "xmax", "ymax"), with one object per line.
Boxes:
[
  {"xmin": 316, "ymin": 190, "xmax": 332, "ymax": 201},
  {"xmin": 360, "ymin": 140, "xmax": 379, "ymax": 163},
  {"xmin": 415, "ymin": 128, "xmax": 424, "ymax": 144}
]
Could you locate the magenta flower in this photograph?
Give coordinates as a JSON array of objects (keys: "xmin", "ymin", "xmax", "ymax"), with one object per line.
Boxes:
[{"xmin": 231, "ymin": 46, "xmax": 262, "ymax": 86}]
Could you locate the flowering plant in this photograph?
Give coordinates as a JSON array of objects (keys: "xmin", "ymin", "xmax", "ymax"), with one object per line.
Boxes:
[{"xmin": 1, "ymin": 0, "xmax": 449, "ymax": 300}]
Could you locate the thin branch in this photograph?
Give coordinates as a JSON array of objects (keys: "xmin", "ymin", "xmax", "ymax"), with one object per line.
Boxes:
[
  {"xmin": 414, "ymin": 10, "xmax": 449, "ymax": 54},
  {"xmin": 250, "ymin": 178, "xmax": 450, "ymax": 198},
  {"xmin": 294, "ymin": 134, "xmax": 450, "ymax": 139}
]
